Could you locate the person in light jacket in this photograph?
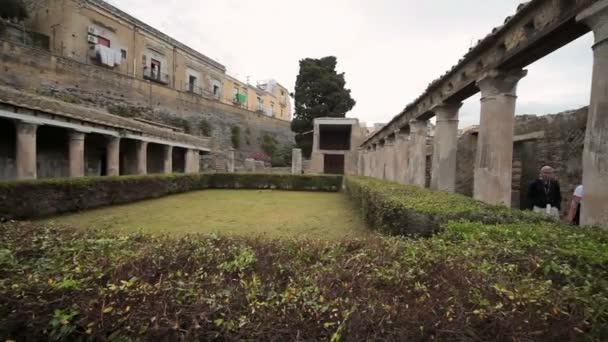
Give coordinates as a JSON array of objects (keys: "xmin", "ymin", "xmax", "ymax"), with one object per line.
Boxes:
[{"xmin": 567, "ymin": 184, "xmax": 583, "ymax": 226}]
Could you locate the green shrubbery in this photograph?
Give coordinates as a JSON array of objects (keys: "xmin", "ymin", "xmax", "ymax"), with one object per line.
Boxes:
[
  {"xmin": 344, "ymin": 176, "xmax": 552, "ymax": 236},
  {"xmin": 1, "ymin": 220, "xmax": 606, "ymax": 340},
  {"xmin": 0, "ymin": 173, "xmax": 342, "ymax": 219}
]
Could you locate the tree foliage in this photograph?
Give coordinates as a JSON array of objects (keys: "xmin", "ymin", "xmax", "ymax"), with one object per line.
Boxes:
[
  {"xmin": 0, "ymin": 0, "xmax": 28, "ymax": 21},
  {"xmin": 291, "ymin": 56, "xmax": 355, "ymax": 156}
]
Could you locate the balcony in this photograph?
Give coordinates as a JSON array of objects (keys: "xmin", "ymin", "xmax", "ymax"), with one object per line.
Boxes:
[
  {"xmin": 184, "ymin": 82, "xmax": 203, "ymax": 95},
  {"xmin": 143, "ymin": 68, "xmax": 170, "ymax": 85}
]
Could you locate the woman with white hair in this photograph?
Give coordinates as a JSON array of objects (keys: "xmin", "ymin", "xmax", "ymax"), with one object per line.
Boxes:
[{"xmin": 527, "ymin": 166, "xmax": 562, "ymax": 218}]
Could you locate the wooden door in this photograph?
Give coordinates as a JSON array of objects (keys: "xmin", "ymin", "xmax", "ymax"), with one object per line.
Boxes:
[{"xmin": 324, "ymin": 154, "xmax": 345, "ymax": 175}]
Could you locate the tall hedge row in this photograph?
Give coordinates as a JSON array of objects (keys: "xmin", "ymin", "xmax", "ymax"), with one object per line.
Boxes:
[
  {"xmin": 0, "ymin": 173, "xmax": 342, "ymax": 219},
  {"xmin": 344, "ymin": 176, "xmax": 552, "ymax": 236}
]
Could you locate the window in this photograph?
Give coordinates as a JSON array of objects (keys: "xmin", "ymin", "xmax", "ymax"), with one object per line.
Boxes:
[
  {"xmin": 150, "ymin": 59, "xmax": 161, "ymax": 80},
  {"xmin": 233, "ymin": 87, "xmax": 238, "ymax": 97},
  {"xmin": 213, "ymin": 85, "xmax": 220, "ymax": 96},
  {"xmin": 188, "ymin": 75, "xmax": 197, "ymax": 92},
  {"xmin": 121, "ymin": 49, "xmax": 127, "ymax": 59},
  {"xmin": 97, "ymin": 36, "xmax": 110, "ymax": 47}
]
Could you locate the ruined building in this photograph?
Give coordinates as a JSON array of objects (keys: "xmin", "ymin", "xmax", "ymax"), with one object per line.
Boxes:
[{"xmin": 326, "ymin": 0, "xmax": 607, "ymax": 227}]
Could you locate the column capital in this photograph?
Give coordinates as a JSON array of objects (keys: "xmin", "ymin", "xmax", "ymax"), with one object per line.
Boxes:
[
  {"xmin": 432, "ymin": 102, "xmax": 463, "ymax": 122},
  {"xmin": 15, "ymin": 121, "xmax": 38, "ymax": 134},
  {"xmin": 69, "ymin": 130, "xmax": 86, "ymax": 141},
  {"xmin": 577, "ymin": 0, "xmax": 608, "ymax": 46},
  {"xmin": 476, "ymin": 69, "xmax": 527, "ymax": 98},
  {"xmin": 409, "ymin": 119, "xmax": 428, "ymax": 132}
]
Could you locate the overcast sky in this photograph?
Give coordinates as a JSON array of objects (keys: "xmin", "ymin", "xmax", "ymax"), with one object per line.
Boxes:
[{"xmin": 106, "ymin": 0, "xmax": 594, "ymax": 128}]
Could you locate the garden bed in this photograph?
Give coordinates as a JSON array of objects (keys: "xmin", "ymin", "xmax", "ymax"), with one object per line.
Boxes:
[{"xmin": 1, "ymin": 220, "xmax": 606, "ymax": 340}]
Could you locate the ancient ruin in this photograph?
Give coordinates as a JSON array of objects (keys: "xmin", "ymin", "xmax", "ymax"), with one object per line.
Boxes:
[{"xmin": 354, "ymin": 0, "xmax": 608, "ymax": 226}]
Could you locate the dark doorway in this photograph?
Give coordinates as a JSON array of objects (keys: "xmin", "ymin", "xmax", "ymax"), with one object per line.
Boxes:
[{"xmin": 324, "ymin": 154, "xmax": 345, "ymax": 175}]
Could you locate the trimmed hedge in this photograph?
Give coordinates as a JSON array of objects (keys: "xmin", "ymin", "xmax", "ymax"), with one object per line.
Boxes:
[
  {"xmin": 0, "ymin": 173, "xmax": 342, "ymax": 220},
  {"xmin": 344, "ymin": 176, "xmax": 553, "ymax": 236}
]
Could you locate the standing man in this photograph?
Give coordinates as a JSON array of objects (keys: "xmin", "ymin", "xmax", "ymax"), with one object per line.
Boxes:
[
  {"xmin": 568, "ymin": 184, "xmax": 583, "ymax": 225},
  {"xmin": 527, "ymin": 166, "xmax": 562, "ymax": 218}
]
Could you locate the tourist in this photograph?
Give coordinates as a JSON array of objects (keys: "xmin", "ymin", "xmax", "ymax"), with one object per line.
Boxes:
[
  {"xmin": 527, "ymin": 166, "xmax": 562, "ymax": 218},
  {"xmin": 568, "ymin": 184, "xmax": 583, "ymax": 225}
]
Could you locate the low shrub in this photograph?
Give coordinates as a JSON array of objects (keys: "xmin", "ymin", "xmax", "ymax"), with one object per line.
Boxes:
[
  {"xmin": 0, "ymin": 221, "xmax": 606, "ymax": 340},
  {"xmin": 0, "ymin": 173, "xmax": 342, "ymax": 220},
  {"xmin": 344, "ymin": 176, "xmax": 552, "ymax": 236},
  {"xmin": 209, "ymin": 173, "xmax": 341, "ymax": 192}
]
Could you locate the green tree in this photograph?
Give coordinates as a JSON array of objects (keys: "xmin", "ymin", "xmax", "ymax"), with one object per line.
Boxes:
[
  {"xmin": 291, "ymin": 56, "xmax": 355, "ymax": 157},
  {"xmin": 0, "ymin": 0, "xmax": 28, "ymax": 21}
]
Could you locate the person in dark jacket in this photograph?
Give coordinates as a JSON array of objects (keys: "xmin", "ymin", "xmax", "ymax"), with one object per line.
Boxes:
[{"xmin": 527, "ymin": 166, "xmax": 562, "ymax": 217}]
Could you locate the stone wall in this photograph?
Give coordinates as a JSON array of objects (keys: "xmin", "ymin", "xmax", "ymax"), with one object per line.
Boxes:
[
  {"xmin": 0, "ymin": 40, "xmax": 294, "ymax": 162},
  {"xmin": 454, "ymin": 108, "xmax": 587, "ymax": 213}
]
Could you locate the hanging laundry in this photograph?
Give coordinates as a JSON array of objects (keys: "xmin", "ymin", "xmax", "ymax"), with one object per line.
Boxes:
[{"xmin": 94, "ymin": 44, "xmax": 122, "ymax": 67}]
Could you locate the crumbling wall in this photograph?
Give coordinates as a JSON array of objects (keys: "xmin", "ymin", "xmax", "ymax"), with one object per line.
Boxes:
[{"xmin": 454, "ymin": 108, "xmax": 587, "ymax": 213}]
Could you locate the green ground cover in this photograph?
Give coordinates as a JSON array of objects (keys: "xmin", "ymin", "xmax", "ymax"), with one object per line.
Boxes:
[
  {"xmin": 1, "ymin": 220, "xmax": 606, "ymax": 340},
  {"xmin": 41, "ymin": 190, "xmax": 369, "ymax": 240}
]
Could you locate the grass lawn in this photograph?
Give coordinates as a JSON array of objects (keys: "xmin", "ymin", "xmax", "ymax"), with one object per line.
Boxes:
[{"xmin": 41, "ymin": 190, "xmax": 370, "ymax": 239}]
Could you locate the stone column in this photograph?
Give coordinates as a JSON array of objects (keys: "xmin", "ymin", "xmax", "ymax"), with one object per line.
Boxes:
[
  {"xmin": 68, "ymin": 130, "xmax": 86, "ymax": 177},
  {"xmin": 15, "ymin": 121, "xmax": 37, "ymax": 180},
  {"xmin": 106, "ymin": 136, "xmax": 120, "ymax": 176},
  {"xmin": 408, "ymin": 119, "xmax": 428, "ymax": 187},
  {"xmin": 185, "ymin": 149, "xmax": 200, "ymax": 174},
  {"xmin": 162, "ymin": 145, "xmax": 173, "ymax": 174},
  {"xmin": 291, "ymin": 148, "xmax": 302, "ymax": 175},
  {"xmin": 135, "ymin": 140, "xmax": 148, "ymax": 175},
  {"xmin": 371, "ymin": 144, "xmax": 378, "ymax": 178},
  {"xmin": 577, "ymin": 1, "xmax": 608, "ymax": 226},
  {"xmin": 431, "ymin": 102, "xmax": 462, "ymax": 192},
  {"xmin": 228, "ymin": 149, "xmax": 236, "ymax": 173},
  {"xmin": 384, "ymin": 138, "xmax": 396, "ymax": 181},
  {"xmin": 395, "ymin": 131, "xmax": 410, "ymax": 184},
  {"xmin": 474, "ymin": 69, "xmax": 527, "ymax": 206}
]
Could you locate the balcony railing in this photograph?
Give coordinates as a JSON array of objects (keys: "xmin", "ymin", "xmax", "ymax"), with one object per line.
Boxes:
[
  {"xmin": 143, "ymin": 68, "xmax": 170, "ymax": 85},
  {"xmin": 184, "ymin": 82, "xmax": 203, "ymax": 95}
]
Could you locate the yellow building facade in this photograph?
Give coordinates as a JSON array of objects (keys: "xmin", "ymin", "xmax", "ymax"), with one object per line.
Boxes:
[{"xmin": 23, "ymin": 0, "xmax": 291, "ymax": 121}]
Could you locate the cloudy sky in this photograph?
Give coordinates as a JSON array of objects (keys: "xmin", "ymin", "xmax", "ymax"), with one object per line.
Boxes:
[{"xmin": 106, "ymin": 0, "xmax": 594, "ymax": 128}]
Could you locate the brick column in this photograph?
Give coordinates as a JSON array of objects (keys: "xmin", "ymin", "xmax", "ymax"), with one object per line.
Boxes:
[
  {"xmin": 68, "ymin": 131, "xmax": 86, "ymax": 178},
  {"xmin": 291, "ymin": 148, "xmax": 302, "ymax": 175},
  {"xmin": 474, "ymin": 69, "xmax": 527, "ymax": 206},
  {"xmin": 162, "ymin": 145, "xmax": 173, "ymax": 174},
  {"xmin": 431, "ymin": 102, "xmax": 462, "ymax": 192},
  {"xmin": 577, "ymin": 1, "xmax": 608, "ymax": 226},
  {"xmin": 408, "ymin": 119, "xmax": 428, "ymax": 187},
  {"xmin": 135, "ymin": 141, "xmax": 148, "ymax": 175},
  {"xmin": 106, "ymin": 137, "xmax": 120, "ymax": 176},
  {"xmin": 15, "ymin": 121, "xmax": 37, "ymax": 180}
]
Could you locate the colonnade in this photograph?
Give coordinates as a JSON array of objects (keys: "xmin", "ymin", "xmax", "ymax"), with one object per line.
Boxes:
[
  {"xmin": 360, "ymin": 1, "xmax": 608, "ymax": 226},
  {"xmin": 12, "ymin": 120, "xmax": 201, "ymax": 180}
]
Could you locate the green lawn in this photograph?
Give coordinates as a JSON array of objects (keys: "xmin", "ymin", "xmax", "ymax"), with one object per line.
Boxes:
[{"xmin": 41, "ymin": 190, "xmax": 370, "ymax": 239}]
